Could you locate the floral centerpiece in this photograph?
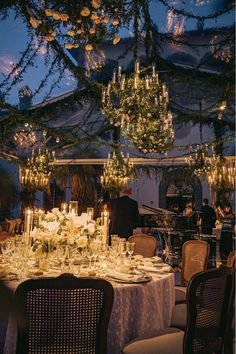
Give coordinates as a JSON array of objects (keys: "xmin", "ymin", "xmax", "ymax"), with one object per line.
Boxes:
[{"xmin": 31, "ymin": 208, "xmax": 102, "ymax": 256}]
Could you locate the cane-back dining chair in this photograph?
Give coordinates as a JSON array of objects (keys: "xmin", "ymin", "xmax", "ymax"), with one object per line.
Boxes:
[
  {"xmin": 175, "ymin": 240, "xmax": 210, "ymax": 305},
  {"xmin": 122, "ymin": 266, "xmax": 233, "ymax": 354},
  {"xmin": 226, "ymin": 250, "xmax": 236, "ymax": 268},
  {"xmin": 128, "ymin": 234, "xmax": 157, "ymax": 258},
  {"xmin": 14, "ymin": 274, "xmax": 114, "ymax": 354}
]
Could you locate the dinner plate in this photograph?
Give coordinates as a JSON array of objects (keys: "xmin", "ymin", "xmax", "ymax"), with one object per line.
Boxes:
[{"xmin": 106, "ymin": 274, "xmax": 152, "ymax": 284}]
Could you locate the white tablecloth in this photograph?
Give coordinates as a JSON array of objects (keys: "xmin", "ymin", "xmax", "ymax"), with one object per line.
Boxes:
[
  {"xmin": 4, "ymin": 273, "xmax": 175, "ymax": 354},
  {"xmin": 107, "ymin": 273, "xmax": 175, "ymax": 354}
]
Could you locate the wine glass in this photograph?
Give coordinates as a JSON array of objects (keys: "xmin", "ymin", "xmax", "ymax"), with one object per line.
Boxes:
[
  {"xmin": 126, "ymin": 242, "xmax": 135, "ymax": 261},
  {"xmin": 118, "ymin": 239, "xmax": 127, "ymax": 260}
]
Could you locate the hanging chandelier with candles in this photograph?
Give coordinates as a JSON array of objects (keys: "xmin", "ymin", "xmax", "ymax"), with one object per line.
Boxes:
[
  {"xmin": 20, "ymin": 149, "xmax": 55, "ymax": 190},
  {"xmin": 207, "ymin": 158, "xmax": 235, "ymax": 191},
  {"xmin": 102, "ymin": 61, "xmax": 174, "ymax": 154},
  {"xmin": 186, "ymin": 145, "xmax": 214, "ymax": 177},
  {"xmin": 101, "ymin": 150, "xmax": 135, "ymax": 193}
]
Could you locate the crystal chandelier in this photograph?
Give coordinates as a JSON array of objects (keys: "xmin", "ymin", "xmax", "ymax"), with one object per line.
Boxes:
[
  {"xmin": 102, "ymin": 61, "xmax": 174, "ymax": 154},
  {"xmin": 20, "ymin": 149, "xmax": 55, "ymax": 190},
  {"xmin": 207, "ymin": 158, "xmax": 235, "ymax": 191},
  {"xmin": 186, "ymin": 146, "xmax": 213, "ymax": 176},
  {"xmin": 101, "ymin": 150, "xmax": 134, "ymax": 193}
]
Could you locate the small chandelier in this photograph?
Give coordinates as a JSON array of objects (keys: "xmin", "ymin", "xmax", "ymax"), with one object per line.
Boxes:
[
  {"xmin": 102, "ymin": 61, "xmax": 174, "ymax": 154},
  {"xmin": 101, "ymin": 150, "xmax": 135, "ymax": 193},
  {"xmin": 186, "ymin": 146, "xmax": 213, "ymax": 176},
  {"xmin": 20, "ymin": 149, "xmax": 55, "ymax": 190},
  {"xmin": 207, "ymin": 158, "xmax": 235, "ymax": 191}
]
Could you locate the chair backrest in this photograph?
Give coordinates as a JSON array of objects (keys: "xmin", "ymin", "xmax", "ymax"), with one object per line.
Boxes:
[
  {"xmin": 128, "ymin": 234, "xmax": 157, "ymax": 257},
  {"xmin": 184, "ymin": 266, "xmax": 233, "ymax": 354},
  {"xmin": 181, "ymin": 240, "xmax": 210, "ymax": 286},
  {"xmin": 14, "ymin": 274, "xmax": 114, "ymax": 354},
  {"xmin": 226, "ymin": 250, "xmax": 236, "ymax": 268},
  {"xmin": 5, "ymin": 219, "xmax": 16, "ymax": 234}
]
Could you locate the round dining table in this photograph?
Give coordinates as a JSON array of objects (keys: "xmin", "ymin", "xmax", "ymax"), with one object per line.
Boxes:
[{"xmin": 3, "ymin": 272, "xmax": 175, "ymax": 354}]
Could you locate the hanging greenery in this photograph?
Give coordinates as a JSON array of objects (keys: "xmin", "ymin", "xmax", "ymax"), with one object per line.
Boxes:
[
  {"xmin": 29, "ymin": 0, "xmax": 124, "ymax": 51},
  {"xmin": 0, "ymin": 0, "xmax": 234, "ymax": 161}
]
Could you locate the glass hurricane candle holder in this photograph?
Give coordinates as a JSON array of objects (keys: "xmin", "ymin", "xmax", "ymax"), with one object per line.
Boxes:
[
  {"xmin": 61, "ymin": 202, "xmax": 68, "ymax": 214},
  {"xmin": 24, "ymin": 209, "xmax": 33, "ymax": 247},
  {"xmin": 87, "ymin": 207, "xmax": 94, "ymax": 220},
  {"xmin": 69, "ymin": 201, "xmax": 78, "ymax": 215}
]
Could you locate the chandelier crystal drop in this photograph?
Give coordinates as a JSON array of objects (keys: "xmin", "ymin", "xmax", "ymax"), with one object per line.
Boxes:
[
  {"xmin": 20, "ymin": 149, "xmax": 55, "ymax": 190},
  {"xmin": 102, "ymin": 61, "xmax": 175, "ymax": 154},
  {"xmin": 101, "ymin": 150, "xmax": 135, "ymax": 192}
]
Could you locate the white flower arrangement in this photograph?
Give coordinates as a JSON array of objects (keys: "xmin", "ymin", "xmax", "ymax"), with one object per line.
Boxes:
[{"xmin": 31, "ymin": 208, "xmax": 102, "ymax": 254}]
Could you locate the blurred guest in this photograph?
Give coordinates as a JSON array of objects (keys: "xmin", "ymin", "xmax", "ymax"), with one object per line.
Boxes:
[
  {"xmin": 170, "ymin": 204, "xmax": 180, "ymax": 215},
  {"xmin": 200, "ymin": 198, "xmax": 216, "ymax": 235},
  {"xmin": 220, "ymin": 203, "xmax": 235, "ymax": 262},
  {"xmin": 108, "ymin": 186, "xmax": 140, "ymax": 239},
  {"xmin": 183, "ymin": 201, "xmax": 194, "ymax": 217},
  {"xmin": 183, "ymin": 201, "xmax": 198, "ymax": 230}
]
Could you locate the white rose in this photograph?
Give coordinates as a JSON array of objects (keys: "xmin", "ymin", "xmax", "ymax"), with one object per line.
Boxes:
[
  {"xmin": 41, "ymin": 221, "xmax": 60, "ymax": 234},
  {"xmin": 45, "ymin": 212, "xmax": 56, "ymax": 221},
  {"xmin": 52, "ymin": 208, "xmax": 64, "ymax": 219},
  {"xmin": 76, "ymin": 236, "xmax": 88, "ymax": 248},
  {"xmin": 76, "ymin": 213, "xmax": 91, "ymax": 228},
  {"xmin": 87, "ymin": 222, "xmax": 95, "ymax": 235}
]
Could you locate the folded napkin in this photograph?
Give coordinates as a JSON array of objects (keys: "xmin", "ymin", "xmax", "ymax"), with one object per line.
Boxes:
[
  {"xmin": 106, "ymin": 270, "xmax": 145, "ymax": 282},
  {"xmin": 160, "ymin": 266, "xmax": 172, "ymax": 272},
  {"xmin": 152, "ymin": 257, "xmax": 163, "ymax": 262},
  {"xmin": 137, "ymin": 265, "xmax": 160, "ymax": 273}
]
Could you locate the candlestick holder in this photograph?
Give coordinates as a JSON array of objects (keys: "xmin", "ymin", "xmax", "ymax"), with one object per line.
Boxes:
[
  {"xmin": 101, "ymin": 210, "xmax": 110, "ymax": 245},
  {"xmin": 24, "ymin": 209, "xmax": 33, "ymax": 247},
  {"xmin": 87, "ymin": 207, "xmax": 94, "ymax": 220},
  {"xmin": 61, "ymin": 202, "xmax": 68, "ymax": 214},
  {"xmin": 69, "ymin": 201, "xmax": 78, "ymax": 215}
]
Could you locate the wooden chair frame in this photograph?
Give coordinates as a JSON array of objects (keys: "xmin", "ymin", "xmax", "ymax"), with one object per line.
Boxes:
[
  {"xmin": 128, "ymin": 234, "xmax": 157, "ymax": 257},
  {"xmin": 181, "ymin": 240, "xmax": 210, "ymax": 286},
  {"xmin": 14, "ymin": 274, "xmax": 114, "ymax": 354}
]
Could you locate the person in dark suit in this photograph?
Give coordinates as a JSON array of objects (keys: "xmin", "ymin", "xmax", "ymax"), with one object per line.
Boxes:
[
  {"xmin": 220, "ymin": 203, "xmax": 235, "ymax": 262},
  {"xmin": 200, "ymin": 198, "xmax": 216, "ymax": 235},
  {"xmin": 108, "ymin": 186, "xmax": 140, "ymax": 239}
]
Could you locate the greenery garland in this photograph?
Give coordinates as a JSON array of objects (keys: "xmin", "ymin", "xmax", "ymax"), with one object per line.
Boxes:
[{"xmin": 0, "ymin": 0, "xmax": 234, "ymax": 165}]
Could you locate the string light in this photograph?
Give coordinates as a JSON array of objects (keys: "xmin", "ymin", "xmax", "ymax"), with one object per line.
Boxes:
[{"xmin": 218, "ymin": 100, "xmax": 227, "ymax": 120}]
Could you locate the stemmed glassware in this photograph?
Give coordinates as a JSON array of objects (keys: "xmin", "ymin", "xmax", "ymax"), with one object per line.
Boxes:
[
  {"xmin": 126, "ymin": 242, "xmax": 135, "ymax": 261},
  {"xmin": 118, "ymin": 239, "xmax": 127, "ymax": 260}
]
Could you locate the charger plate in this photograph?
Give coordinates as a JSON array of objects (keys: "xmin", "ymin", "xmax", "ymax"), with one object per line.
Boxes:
[{"xmin": 106, "ymin": 274, "xmax": 152, "ymax": 284}]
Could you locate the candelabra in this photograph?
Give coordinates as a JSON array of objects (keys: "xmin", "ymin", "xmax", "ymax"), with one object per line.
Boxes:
[
  {"xmin": 20, "ymin": 149, "xmax": 55, "ymax": 190},
  {"xmin": 101, "ymin": 150, "xmax": 134, "ymax": 194},
  {"xmin": 102, "ymin": 61, "xmax": 174, "ymax": 154}
]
